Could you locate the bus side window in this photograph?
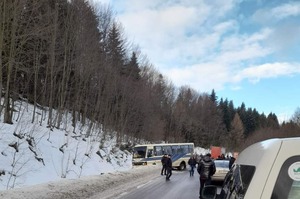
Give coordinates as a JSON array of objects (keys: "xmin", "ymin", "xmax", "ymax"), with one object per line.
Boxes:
[
  {"xmin": 188, "ymin": 145, "xmax": 193, "ymax": 153},
  {"xmin": 148, "ymin": 149, "xmax": 153, "ymax": 157},
  {"xmin": 180, "ymin": 145, "xmax": 188, "ymax": 154},
  {"xmin": 172, "ymin": 145, "xmax": 179, "ymax": 154},
  {"xmin": 163, "ymin": 146, "xmax": 172, "ymax": 155},
  {"xmin": 154, "ymin": 146, "xmax": 162, "ymax": 156}
]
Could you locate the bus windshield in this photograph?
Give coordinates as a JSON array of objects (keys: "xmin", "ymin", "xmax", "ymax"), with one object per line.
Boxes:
[{"xmin": 133, "ymin": 146, "xmax": 147, "ymax": 158}]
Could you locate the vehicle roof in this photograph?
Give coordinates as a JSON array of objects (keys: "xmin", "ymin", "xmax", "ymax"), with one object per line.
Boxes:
[
  {"xmin": 236, "ymin": 137, "xmax": 300, "ymax": 199},
  {"xmin": 236, "ymin": 138, "xmax": 282, "ymax": 165},
  {"xmin": 236, "ymin": 137, "xmax": 300, "ymax": 165}
]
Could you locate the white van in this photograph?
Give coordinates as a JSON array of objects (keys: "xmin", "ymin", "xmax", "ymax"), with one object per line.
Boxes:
[{"xmin": 202, "ymin": 137, "xmax": 300, "ymax": 199}]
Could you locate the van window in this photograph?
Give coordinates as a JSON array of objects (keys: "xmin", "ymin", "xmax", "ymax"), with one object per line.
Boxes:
[
  {"xmin": 219, "ymin": 164, "xmax": 255, "ymax": 199},
  {"xmin": 271, "ymin": 156, "xmax": 300, "ymax": 199}
]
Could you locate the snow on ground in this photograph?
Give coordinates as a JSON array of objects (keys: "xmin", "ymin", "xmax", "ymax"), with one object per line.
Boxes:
[
  {"xmin": 0, "ymin": 100, "xmax": 132, "ymax": 192},
  {"xmin": 0, "ymin": 165, "xmax": 159, "ymax": 199},
  {"xmin": 194, "ymin": 147, "xmax": 210, "ymax": 156},
  {"xmin": 0, "ymin": 100, "xmax": 210, "ymax": 198}
]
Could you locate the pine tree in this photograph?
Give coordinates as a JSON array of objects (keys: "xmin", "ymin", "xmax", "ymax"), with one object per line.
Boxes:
[
  {"xmin": 125, "ymin": 52, "xmax": 140, "ymax": 81},
  {"xmin": 106, "ymin": 22, "xmax": 126, "ymax": 72},
  {"xmin": 209, "ymin": 89, "xmax": 217, "ymax": 104}
]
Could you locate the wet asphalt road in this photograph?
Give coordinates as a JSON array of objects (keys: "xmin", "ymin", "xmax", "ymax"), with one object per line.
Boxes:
[{"xmin": 117, "ymin": 170, "xmax": 222, "ymax": 199}]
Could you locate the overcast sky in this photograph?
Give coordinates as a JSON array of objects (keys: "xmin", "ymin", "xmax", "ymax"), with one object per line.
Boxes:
[{"xmin": 96, "ymin": 0, "xmax": 300, "ymax": 122}]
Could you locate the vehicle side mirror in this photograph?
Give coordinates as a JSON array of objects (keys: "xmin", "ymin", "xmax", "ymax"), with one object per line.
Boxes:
[{"xmin": 202, "ymin": 185, "xmax": 218, "ymax": 199}]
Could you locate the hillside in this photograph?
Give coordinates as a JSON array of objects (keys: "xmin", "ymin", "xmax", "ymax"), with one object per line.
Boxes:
[{"xmin": 0, "ymin": 100, "xmax": 132, "ymax": 191}]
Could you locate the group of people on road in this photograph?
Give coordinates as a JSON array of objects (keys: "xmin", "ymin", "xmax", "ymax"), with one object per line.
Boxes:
[
  {"xmin": 161, "ymin": 154, "xmax": 172, "ymax": 180},
  {"xmin": 160, "ymin": 152, "xmax": 236, "ymax": 199},
  {"xmin": 195, "ymin": 153, "xmax": 236, "ymax": 198}
]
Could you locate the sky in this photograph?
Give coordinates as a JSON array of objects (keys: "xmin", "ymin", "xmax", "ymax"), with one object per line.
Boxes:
[{"xmin": 95, "ymin": 0, "xmax": 300, "ymax": 122}]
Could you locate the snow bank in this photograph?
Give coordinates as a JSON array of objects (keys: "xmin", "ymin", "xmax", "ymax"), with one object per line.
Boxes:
[
  {"xmin": 0, "ymin": 101, "xmax": 132, "ymax": 191},
  {"xmin": 0, "ymin": 165, "xmax": 159, "ymax": 199}
]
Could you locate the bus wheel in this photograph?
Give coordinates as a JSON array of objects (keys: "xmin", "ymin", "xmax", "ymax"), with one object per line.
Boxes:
[{"xmin": 179, "ymin": 162, "xmax": 186, "ymax": 170}]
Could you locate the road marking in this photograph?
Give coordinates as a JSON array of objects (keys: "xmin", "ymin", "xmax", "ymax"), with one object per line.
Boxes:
[
  {"xmin": 137, "ymin": 180, "xmax": 153, "ymax": 189},
  {"xmin": 118, "ymin": 192, "xmax": 128, "ymax": 197}
]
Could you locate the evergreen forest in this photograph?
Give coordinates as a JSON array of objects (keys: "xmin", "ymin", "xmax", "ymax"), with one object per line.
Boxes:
[{"xmin": 1, "ymin": 0, "xmax": 300, "ymax": 152}]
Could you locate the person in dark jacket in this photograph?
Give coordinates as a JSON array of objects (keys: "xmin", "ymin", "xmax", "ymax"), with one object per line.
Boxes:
[
  {"xmin": 229, "ymin": 156, "xmax": 236, "ymax": 169},
  {"xmin": 188, "ymin": 155, "xmax": 197, "ymax": 177},
  {"xmin": 161, "ymin": 154, "xmax": 168, "ymax": 175},
  {"xmin": 165, "ymin": 154, "xmax": 172, "ymax": 180},
  {"xmin": 197, "ymin": 153, "xmax": 216, "ymax": 199}
]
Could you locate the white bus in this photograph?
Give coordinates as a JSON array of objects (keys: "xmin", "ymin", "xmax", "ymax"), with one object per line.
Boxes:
[{"xmin": 132, "ymin": 143, "xmax": 194, "ymax": 170}]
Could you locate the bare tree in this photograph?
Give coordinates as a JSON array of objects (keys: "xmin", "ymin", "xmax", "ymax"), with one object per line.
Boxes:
[
  {"xmin": 1, "ymin": 0, "xmax": 30, "ymax": 124},
  {"xmin": 291, "ymin": 107, "xmax": 300, "ymax": 127},
  {"xmin": 0, "ymin": 0, "xmax": 5, "ymax": 114}
]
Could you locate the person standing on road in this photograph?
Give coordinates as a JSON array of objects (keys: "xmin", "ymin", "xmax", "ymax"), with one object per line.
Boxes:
[
  {"xmin": 188, "ymin": 155, "xmax": 197, "ymax": 177},
  {"xmin": 161, "ymin": 154, "xmax": 168, "ymax": 175},
  {"xmin": 165, "ymin": 154, "xmax": 172, "ymax": 180},
  {"xmin": 229, "ymin": 156, "xmax": 236, "ymax": 169},
  {"xmin": 197, "ymin": 153, "xmax": 216, "ymax": 199}
]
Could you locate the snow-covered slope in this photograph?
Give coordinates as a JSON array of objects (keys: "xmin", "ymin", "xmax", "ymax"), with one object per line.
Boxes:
[{"xmin": 0, "ymin": 101, "xmax": 132, "ymax": 191}]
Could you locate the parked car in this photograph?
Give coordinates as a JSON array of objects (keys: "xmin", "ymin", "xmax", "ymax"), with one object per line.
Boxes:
[
  {"xmin": 211, "ymin": 159, "xmax": 230, "ymax": 182},
  {"xmin": 202, "ymin": 137, "xmax": 300, "ymax": 199}
]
